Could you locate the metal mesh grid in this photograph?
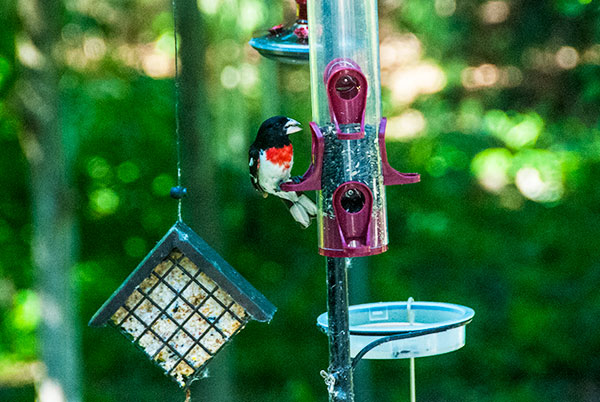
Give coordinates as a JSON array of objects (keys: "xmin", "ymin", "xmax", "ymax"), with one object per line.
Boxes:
[{"xmin": 110, "ymin": 248, "xmax": 249, "ymax": 387}]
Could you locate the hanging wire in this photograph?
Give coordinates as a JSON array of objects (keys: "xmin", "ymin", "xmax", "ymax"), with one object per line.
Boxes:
[
  {"xmin": 172, "ymin": 0, "xmax": 183, "ymax": 222},
  {"xmin": 351, "ymin": 320, "xmax": 473, "ymax": 369},
  {"xmin": 407, "ymin": 297, "xmax": 416, "ymax": 402}
]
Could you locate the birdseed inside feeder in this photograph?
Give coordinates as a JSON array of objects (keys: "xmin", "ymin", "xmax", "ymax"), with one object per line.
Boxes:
[{"xmin": 89, "ymin": 221, "xmax": 276, "ymax": 388}]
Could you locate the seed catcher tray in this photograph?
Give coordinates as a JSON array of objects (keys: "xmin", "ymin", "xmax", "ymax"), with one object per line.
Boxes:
[
  {"xmin": 317, "ymin": 301, "xmax": 474, "ymax": 360},
  {"xmin": 89, "ymin": 221, "xmax": 276, "ymax": 388}
]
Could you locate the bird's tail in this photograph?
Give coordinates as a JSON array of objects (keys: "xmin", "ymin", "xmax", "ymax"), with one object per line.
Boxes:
[{"xmin": 283, "ymin": 192, "xmax": 317, "ymax": 228}]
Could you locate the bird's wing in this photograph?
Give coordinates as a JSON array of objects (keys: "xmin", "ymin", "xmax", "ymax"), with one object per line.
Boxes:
[{"xmin": 248, "ymin": 147, "xmax": 266, "ymax": 194}]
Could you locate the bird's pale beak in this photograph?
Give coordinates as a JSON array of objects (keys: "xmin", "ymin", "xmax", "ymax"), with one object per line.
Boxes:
[{"xmin": 284, "ymin": 118, "xmax": 302, "ymax": 135}]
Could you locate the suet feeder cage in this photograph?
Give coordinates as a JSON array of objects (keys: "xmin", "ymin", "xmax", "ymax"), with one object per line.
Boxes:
[
  {"xmin": 89, "ymin": 221, "xmax": 276, "ymax": 388},
  {"xmin": 249, "ymin": 0, "xmax": 309, "ymax": 64}
]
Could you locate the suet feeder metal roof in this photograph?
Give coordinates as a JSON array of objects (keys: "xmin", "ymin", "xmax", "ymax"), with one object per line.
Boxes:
[{"xmin": 89, "ymin": 221, "xmax": 276, "ymax": 388}]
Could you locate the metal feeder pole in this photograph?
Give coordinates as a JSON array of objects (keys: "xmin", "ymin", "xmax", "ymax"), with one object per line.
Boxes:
[
  {"xmin": 326, "ymin": 257, "xmax": 354, "ymax": 401},
  {"xmin": 303, "ymin": 1, "xmax": 411, "ymax": 400}
]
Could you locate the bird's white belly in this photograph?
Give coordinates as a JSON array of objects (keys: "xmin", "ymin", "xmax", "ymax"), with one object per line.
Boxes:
[{"xmin": 258, "ymin": 151, "xmax": 297, "ymax": 201}]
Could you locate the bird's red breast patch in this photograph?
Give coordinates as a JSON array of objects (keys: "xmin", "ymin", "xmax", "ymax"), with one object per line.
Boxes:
[{"xmin": 266, "ymin": 144, "xmax": 293, "ymax": 169}]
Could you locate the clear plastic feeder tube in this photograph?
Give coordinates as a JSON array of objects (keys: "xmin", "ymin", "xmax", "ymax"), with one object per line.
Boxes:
[
  {"xmin": 307, "ymin": 0, "xmax": 387, "ymax": 257},
  {"xmin": 308, "ymin": 0, "xmax": 381, "ymax": 125}
]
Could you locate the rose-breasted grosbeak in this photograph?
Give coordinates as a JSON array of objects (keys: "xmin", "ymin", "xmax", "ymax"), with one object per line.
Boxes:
[{"xmin": 249, "ymin": 116, "xmax": 317, "ymax": 228}]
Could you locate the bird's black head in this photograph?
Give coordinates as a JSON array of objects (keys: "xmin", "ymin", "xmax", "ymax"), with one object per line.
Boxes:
[{"xmin": 255, "ymin": 116, "xmax": 302, "ymax": 147}]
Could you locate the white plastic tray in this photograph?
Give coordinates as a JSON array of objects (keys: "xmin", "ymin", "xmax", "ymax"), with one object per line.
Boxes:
[{"xmin": 317, "ymin": 301, "xmax": 474, "ymax": 359}]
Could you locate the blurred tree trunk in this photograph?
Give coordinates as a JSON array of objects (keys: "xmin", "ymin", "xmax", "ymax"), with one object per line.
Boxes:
[
  {"xmin": 175, "ymin": 0, "xmax": 234, "ymax": 400},
  {"xmin": 16, "ymin": 0, "xmax": 82, "ymax": 401}
]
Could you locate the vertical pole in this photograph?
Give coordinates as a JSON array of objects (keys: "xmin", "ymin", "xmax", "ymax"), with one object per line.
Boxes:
[
  {"xmin": 410, "ymin": 357, "xmax": 416, "ymax": 402},
  {"xmin": 326, "ymin": 257, "xmax": 354, "ymax": 402},
  {"xmin": 348, "ymin": 257, "xmax": 374, "ymax": 401}
]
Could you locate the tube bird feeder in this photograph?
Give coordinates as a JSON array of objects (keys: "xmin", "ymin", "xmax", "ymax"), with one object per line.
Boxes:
[
  {"xmin": 273, "ymin": 1, "xmax": 473, "ymax": 401},
  {"xmin": 281, "ymin": 0, "xmax": 419, "ymax": 258},
  {"xmin": 277, "ymin": 1, "xmax": 420, "ymax": 401}
]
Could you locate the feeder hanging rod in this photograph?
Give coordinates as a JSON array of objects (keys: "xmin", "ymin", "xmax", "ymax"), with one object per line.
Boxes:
[{"xmin": 326, "ymin": 256, "xmax": 354, "ymax": 402}]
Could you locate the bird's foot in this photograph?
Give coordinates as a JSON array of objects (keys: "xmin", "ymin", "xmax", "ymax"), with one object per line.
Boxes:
[{"xmin": 278, "ymin": 176, "xmax": 302, "ymax": 191}]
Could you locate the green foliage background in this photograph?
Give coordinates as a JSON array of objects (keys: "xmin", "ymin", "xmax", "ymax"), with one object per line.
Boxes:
[{"xmin": 2, "ymin": 0, "xmax": 600, "ymax": 401}]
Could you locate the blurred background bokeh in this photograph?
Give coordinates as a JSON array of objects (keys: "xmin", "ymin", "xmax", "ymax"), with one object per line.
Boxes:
[{"xmin": 1, "ymin": 0, "xmax": 600, "ymax": 401}]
